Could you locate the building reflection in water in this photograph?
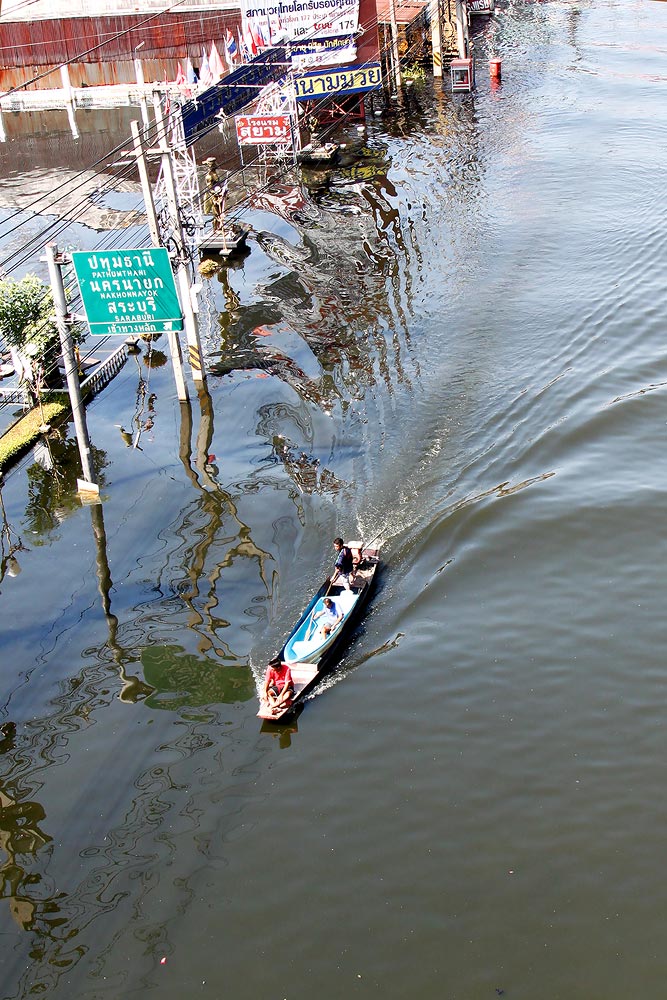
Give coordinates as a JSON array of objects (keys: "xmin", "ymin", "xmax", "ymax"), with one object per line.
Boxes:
[{"xmin": 206, "ymin": 160, "xmax": 420, "ymax": 431}]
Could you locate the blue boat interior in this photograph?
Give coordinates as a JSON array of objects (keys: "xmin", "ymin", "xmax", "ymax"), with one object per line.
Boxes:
[{"xmin": 284, "ymin": 590, "xmax": 359, "ymax": 664}]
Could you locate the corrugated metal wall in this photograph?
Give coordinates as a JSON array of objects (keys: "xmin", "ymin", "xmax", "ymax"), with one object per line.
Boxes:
[
  {"xmin": 0, "ymin": 10, "xmax": 241, "ymax": 69},
  {"xmin": 0, "ymin": 0, "xmax": 381, "ymax": 89}
]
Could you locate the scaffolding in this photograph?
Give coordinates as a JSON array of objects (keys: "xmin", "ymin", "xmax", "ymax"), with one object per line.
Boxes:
[
  {"xmin": 234, "ymin": 78, "xmax": 302, "ymax": 170},
  {"xmin": 153, "ymin": 101, "xmax": 205, "ymax": 256}
]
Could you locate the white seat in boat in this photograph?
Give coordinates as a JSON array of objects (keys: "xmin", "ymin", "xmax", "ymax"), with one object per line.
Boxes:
[
  {"xmin": 335, "ymin": 590, "xmax": 358, "ymax": 614},
  {"xmin": 290, "ymin": 638, "xmax": 315, "ymax": 659}
]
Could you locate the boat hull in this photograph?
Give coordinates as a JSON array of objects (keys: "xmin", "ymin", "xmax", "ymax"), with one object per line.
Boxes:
[{"xmin": 257, "ymin": 546, "xmax": 380, "ymax": 721}]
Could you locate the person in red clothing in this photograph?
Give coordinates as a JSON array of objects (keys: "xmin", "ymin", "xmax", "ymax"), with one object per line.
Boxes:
[{"xmin": 263, "ymin": 656, "xmax": 294, "ymax": 716}]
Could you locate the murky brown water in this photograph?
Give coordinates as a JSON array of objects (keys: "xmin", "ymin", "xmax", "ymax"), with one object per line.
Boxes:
[{"xmin": 2, "ymin": 0, "xmax": 667, "ymax": 996}]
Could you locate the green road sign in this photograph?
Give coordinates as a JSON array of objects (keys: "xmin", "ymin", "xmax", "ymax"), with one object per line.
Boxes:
[{"xmin": 71, "ymin": 247, "xmax": 184, "ymax": 337}]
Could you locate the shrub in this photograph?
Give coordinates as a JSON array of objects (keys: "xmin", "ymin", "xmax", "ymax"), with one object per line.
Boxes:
[{"xmin": 0, "ymin": 401, "xmax": 69, "ymax": 471}]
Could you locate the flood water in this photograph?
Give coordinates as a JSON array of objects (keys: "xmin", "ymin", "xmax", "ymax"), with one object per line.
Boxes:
[{"xmin": 2, "ymin": 0, "xmax": 667, "ymax": 996}]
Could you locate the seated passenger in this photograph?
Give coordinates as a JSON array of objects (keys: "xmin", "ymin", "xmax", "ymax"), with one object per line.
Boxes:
[
  {"xmin": 263, "ymin": 656, "xmax": 294, "ymax": 716},
  {"xmin": 313, "ymin": 597, "xmax": 343, "ymax": 637}
]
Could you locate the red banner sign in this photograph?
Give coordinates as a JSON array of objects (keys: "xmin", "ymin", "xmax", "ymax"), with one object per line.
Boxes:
[{"xmin": 235, "ymin": 115, "xmax": 292, "ymax": 146}]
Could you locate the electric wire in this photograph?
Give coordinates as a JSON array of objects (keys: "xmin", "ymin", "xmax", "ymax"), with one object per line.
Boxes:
[
  {"xmin": 0, "ymin": 0, "xmax": 423, "ymax": 251},
  {"xmin": 0, "ymin": 9, "xmax": 428, "ymax": 381},
  {"xmin": 0, "ymin": 38, "xmax": 426, "ymax": 486},
  {"xmin": 2, "ymin": 23, "xmax": 423, "ymax": 342},
  {"xmin": 2, "ymin": 15, "xmax": 422, "ymax": 277},
  {"xmin": 0, "ymin": 5, "xmax": 262, "ymax": 53},
  {"xmin": 1, "ymin": 0, "xmax": 194, "ymax": 95}
]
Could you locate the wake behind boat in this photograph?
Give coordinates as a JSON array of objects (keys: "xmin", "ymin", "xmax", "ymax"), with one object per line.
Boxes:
[{"xmin": 257, "ymin": 541, "xmax": 380, "ymax": 721}]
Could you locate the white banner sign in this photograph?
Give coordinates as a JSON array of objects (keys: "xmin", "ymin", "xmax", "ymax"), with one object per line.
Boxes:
[
  {"xmin": 290, "ymin": 35, "xmax": 357, "ymax": 69},
  {"xmin": 242, "ymin": 0, "xmax": 360, "ymax": 46}
]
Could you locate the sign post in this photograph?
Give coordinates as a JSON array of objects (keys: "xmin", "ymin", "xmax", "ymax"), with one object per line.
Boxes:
[
  {"xmin": 46, "ymin": 244, "xmax": 97, "ymax": 494},
  {"xmin": 128, "ymin": 120, "xmax": 188, "ymax": 401},
  {"xmin": 71, "ymin": 247, "xmax": 183, "ymax": 339},
  {"xmin": 152, "ymin": 93, "xmax": 207, "ymax": 387}
]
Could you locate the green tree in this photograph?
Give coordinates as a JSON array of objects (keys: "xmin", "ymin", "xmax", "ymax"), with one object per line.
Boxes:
[
  {"xmin": 0, "ymin": 274, "xmax": 63, "ymax": 401},
  {"xmin": 0, "ymin": 273, "xmax": 56, "ymax": 354}
]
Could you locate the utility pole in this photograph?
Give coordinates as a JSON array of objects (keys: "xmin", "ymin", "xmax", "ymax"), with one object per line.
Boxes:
[
  {"xmin": 129, "ymin": 119, "xmax": 189, "ymax": 402},
  {"xmin": 130, "ymin": 120, "xmax": 161, "ymax": 246},
  {"xmin": 152, "ymin": 93, "xmax": 207, "ymax": 388},
  {"xmin": 389, "ymin": 0, "xmax": 402, "ymax": 91},
  {"xmin": 45, "ymin": 244, "xmax": 98, "ymax": 494},
  {"xmin": 431, "ymin": 0, "xmax": 443, "ymax": 77},
  {"xmin": 455, "ymin": 0, "xmax": 470, "ymax": 58}
]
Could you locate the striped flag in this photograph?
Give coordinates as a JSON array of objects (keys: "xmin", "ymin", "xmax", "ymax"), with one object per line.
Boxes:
[
  {"xmin": 225, "ymin": 28, "xmax": 238, "ymax": 66},
  {"xmin": 237, "ymin": 28, "xmax": 250, "ymax": 63},
  {"xmin": 250, "ymin": 19, "xmax": 267, "ymax": 51},
  {"xmin": 242, "ymin": 19, "xmax": 257, "ymax": 56}
]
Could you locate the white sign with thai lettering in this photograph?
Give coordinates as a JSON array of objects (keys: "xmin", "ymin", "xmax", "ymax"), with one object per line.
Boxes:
[{"xmin": 241, "ymin": 0, "xmax": 360, "ymax": 46}]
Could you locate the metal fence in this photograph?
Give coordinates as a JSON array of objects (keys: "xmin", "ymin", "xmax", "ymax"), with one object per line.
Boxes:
[{"xmin": 79, "ymin": 341, "xmax": 130, "ymax": 395}]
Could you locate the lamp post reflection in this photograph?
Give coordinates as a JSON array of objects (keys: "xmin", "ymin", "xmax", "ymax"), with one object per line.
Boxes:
[
  {"xmin": 177, "ymin": 382, "xmax": 275, "ymax": 658},
  {"xmin": 0, "ymin": 487, "xmax": 27, "ymax": 589}
]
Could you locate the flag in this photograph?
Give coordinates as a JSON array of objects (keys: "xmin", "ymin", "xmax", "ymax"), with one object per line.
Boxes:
[
  {"xmin": 242, "ymin": 20, "xmax": 257, "ymax": 56},
  {"xmin": 209, "ymin": 41, "xmax": 225, "ymax": 83},
  {"xmin": 163, "ymin": 69, "xmax": 171, "ymax": 116},
  {"xmin": 186, "ymin": 57, "xmax": 197, "ymax": 83},
  {"xmin": 237, "ymin": 28, "xmax": 250, "ymax": 63},
  {"xmin": 225, "ymin": 28, "xmax": 238, "ymax": 67},
  {"xmin": 199, "ymin": 49, "xmax": 213, "ymax": 86},
  {"xmin": 178, "ymin": 59, "xmax": 193, "ymax": 97},
  {"xmin": 250, "ymin": 20, "xmax": 267, "ymax": 50}
]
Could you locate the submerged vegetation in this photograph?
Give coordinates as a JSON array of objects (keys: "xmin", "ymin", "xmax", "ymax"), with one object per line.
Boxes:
[
  {"xmin": 0, "ymin": 400, "xmax": 68, "ymax": 470},
  {"xmin": 402, "ymin": 63, "xmax": 427, "ymax": 82}
]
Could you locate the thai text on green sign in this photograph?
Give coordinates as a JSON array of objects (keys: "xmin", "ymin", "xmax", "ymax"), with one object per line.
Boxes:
[{"xmin": 71, "ymin": 248, "xmax": 183, "ymax": 336}]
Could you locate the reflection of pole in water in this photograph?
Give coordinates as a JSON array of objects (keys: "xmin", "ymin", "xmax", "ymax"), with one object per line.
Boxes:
[
  {"xmin": 176, "ymin": 385, "xmax": 275, "ymax": 656},
  {"xmin": 89, "ymin": 503, "xmax": 154, "ymax": 703},
  {"xmin": 216, "ymin": 265, "xmax": 242, "ymax": 345},
  {"xmin": 195, "ymin": 383, "xmax": 216, "ymax": 491},
  {"xmin": 122, "ymin": 348, "xmax": 160, "ymax": 451}
]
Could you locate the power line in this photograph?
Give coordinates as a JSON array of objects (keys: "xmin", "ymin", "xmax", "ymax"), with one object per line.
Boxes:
[
  {"xmin": 1, "ymin": 2, "xmax": 428, "ymax": 272},
  {"xmin": 1, "ymin": 0, "xmax": 193, "ymax": 96}
]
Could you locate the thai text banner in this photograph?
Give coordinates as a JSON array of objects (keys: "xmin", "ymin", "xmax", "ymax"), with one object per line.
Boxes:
[
  {"xmin": 235, "ymin": 114, "xmax": 293, "ymax": 145},
  {"xmin": 290, "ymin": 35, "xmax": 357, "ymax": 69},
  {"xmin": 294, "ymin": 62, "xmax": 382, "ymax": 99},
  {"xmin": 242, "ymin": 0, "xmax": 359, "ymax": 44}
]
